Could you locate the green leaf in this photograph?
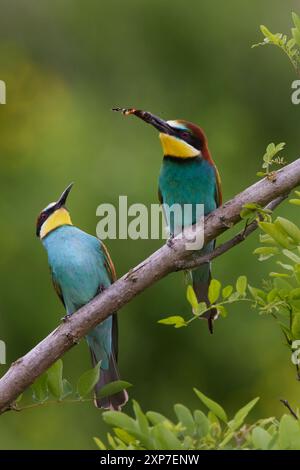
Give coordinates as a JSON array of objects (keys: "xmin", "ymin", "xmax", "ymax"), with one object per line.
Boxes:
[
  {"xmin": 292, "ymin": 27, "xmax": 300, "ymax": 47},
  {"xmin": 259, "ymin": 222, "xmax": 291, "ymax": 248},
  {"xmin": 62, "ymin": 379, "xmax": 73, "ymax": 399},
  {"xmin": 240, "ymin": 207, "xmax": 254, "ymax": 219},
  {"xmin": 289, "ymin": 199, "xmax": 300, "ymax": 206},
  {"xmin": 174, "ymin": 404, "xmax": 195, "ymax": 435},
  {"xmin": 277, "ymin": 261, "xmax": 294, "ymax": 271},
  {"xmin": 107, "ymin": 433, "xmax": 118, "ymax": 449},
  {"xmin": 236, "ymin": 276, "xmax": 247, "ymax": 296},
  {"xmin": 267, "ymin": 289, "xmax": 279, "ymax": 303},
  {"xmin": 197, "ymin": 302, "xmax": 207, "ymax": 316},
  {"xmin": 217, "ymin": 305, "xmax": 228, "ymax": 318},
  {"xmin": 158, "ymin": 316, "xmax": 187, "ymax": 328},
  {"xmin": 152, "ymin": 424, "xmax": 182, "ymax": 450},
  {"xmin": 77, "ymin": 362, "xmax": 101, "ymax": 398},
  {"xmin": 208, "ymin": 279, "xmax": 221, "ymax": 304},
  {"xmin": 47, "ymin": 360, "xmax": 64, "ymax": 400},
  {"xmin": 133, "ymin": 400, "xmax": 150, "ymax": 437},
  {"xmin": 31, "ymin": 373, "xmax": 48, "ymax": 403},
  {"xmin": 252, "ymin": 427, "xmax": 272, "ymax": 450},
  {"xmin": 259, "ymin": 234, "xmax": 276, "ymax": 245},
  {"xmin": 275, "ymin": 217, "xmax": 300, "ymax": 244},
  {"xmin": 93, "ymin": 437, "xmax": 107, "ymax": 450},
  {"xmin": 269, "ymin": 272, "xmax": 290, "ymax": 278},
  {"xmin": 260, "ymin": 25, "xmax": 275, "ymax": 41},
  {"xmin": 147, "ymin": 411, "xmax": 171, "ymax": 426},
  {"xmin": 290, "ymin": 288, "xmax": 300, "ymax": 300},
  {"xmin": 99, "ymin": 380, "xmax": 132, "ymax": 398},
  {"xmin": 273, "ymin": 277, "xmax": 292, "ymax": 292},
  {"xmin": 186, "ymin": 285, "xmax": 199, "ymax": 313},
  {"xmin": 248, "ymin": 285, "xmax": 266, "ymax": 302},
  {"xmin": 194, "ymin": 388, "xmax": 227, "ymax": 423},
  {"xmin": 292, "ymin": 312, "xmax": 300, "ymax": 339},
  {"xmin": 222, "ymin": 285, "xmax": 233, "ymax": 299},
  {"xmin": 243, "ymin": 203, "xmax": 261, "ymax": 210},
  {"xmin": 103, "ymin": 411, "xmax": 137, "ymax": 433},
  {"xmin": 227, "ymin": 292, "xmax": 240, "ymax": 302},
  {"xmin": 194, "ymin": 410, "xmax": 209, "ymax": 438},
  {"xmin": 114, "ymin": 428, "xmax": 136, "ymax": 445},
  {"xmin": 278, "ymin": 415, "xmax": 300, "ymax": 450},
  {"xmin": 292, "ymin": 12, "xmax": 300, "ymax": 30},
  {"xmin": 253, "ymin": 246, "xmax": 279, "ymax": 261},
  {"xmin": 282, "ymin": 249, "xmax": 300, "ymax": 264},
  {"xmin": 229, "ymin": 397, "xmax": 259, "ymax": 431}
]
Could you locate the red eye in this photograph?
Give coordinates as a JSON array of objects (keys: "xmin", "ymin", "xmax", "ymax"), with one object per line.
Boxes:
[{"xmin": 181, "ymin": 132, "xmax": 190, "ymax": 139}]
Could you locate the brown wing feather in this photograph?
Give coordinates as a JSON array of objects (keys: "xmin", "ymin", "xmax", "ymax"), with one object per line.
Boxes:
[
  {"xmin": 99, "ymin": 240, "xmax": 119, "ymax": 360},
  {"xmin": 214, "ymin": 165, "xmax": 222, "ymax": 207},
  {"xmin": 51, "ymin": 273, "xmax": 65, "ymax": 308},
  {"xmin": 100, "ymin": 240, "xmax": 117, "ymax": 283},
  {"xmin": 158, "ymin": 186, "xmax": 163, "ymax": 204}
]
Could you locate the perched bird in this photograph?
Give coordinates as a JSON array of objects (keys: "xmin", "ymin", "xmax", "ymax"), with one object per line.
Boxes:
[
  {"xmin": 114, "ymin": 108, "xmax": 222, "ymax": 332},
  {"xmin": 36, "ymin": 183, "xmax": 128, "ymax": 409}
]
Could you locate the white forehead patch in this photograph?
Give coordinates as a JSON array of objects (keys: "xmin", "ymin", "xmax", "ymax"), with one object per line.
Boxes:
[
  {"xmin": 43, "ymin": 202, "xmax": 56, "ymax": 212},
  {"xmin": 167, "ymin": 120, "xmax": 188, "ymax": 131}
]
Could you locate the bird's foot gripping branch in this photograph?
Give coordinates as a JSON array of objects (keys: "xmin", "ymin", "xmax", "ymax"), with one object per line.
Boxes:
[{"xmin": 0, "ymin": 158, "xmax": 300, "ymax": 414}]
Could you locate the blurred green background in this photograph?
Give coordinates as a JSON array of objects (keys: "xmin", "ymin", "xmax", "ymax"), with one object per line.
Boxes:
[{"xmin": 0, "ymin": 0, "xmax": 300, "ymax": 449}]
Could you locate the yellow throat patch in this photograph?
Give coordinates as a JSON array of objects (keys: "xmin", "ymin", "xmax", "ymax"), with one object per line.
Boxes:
[
  {"xmin": 40, "ymin": 207, "xmax": 73, "ymax": 239},
  {"xmin": 159, "ymin": 133, "xmax": 200, "ymax": 159}
]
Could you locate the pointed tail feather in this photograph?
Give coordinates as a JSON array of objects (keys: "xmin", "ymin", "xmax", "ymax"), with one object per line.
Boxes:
[
  {"xmin": 192, "ymin": 263, "xmax": 217, "ymax": 334},
  {"xmin": 91, "ymin": 349, "xmax": 128, "ymax": 410},
  {"xmin": 89, "ymin": 313, "xmax": 128, "ymax": 410}
]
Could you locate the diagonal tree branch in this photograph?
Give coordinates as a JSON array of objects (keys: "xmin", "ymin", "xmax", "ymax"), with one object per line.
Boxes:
[{"xmin": 0, "ymin": 159, "xmax": 300, "ymax": 414}]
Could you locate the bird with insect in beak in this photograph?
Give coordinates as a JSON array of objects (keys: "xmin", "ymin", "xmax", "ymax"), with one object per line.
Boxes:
[
  {"xmin": 36, "ymin": 183, "xmax": 128, "ymax": 409},
  {"xmin": 113, "ymin": 108, "xmax": 222, "ymax": 333}
]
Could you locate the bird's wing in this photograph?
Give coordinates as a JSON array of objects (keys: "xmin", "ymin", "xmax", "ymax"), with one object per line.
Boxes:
[
  {"xmin": 214, "ymin": 165, "xmax": 222, "ymax": 207},
  {"xmin": 158, "ymin": 186, "xmax": 163, "ymax": 204},
  {"xmin": 100, "ymin": 240, "xmax": 117, "ymax": 283},
  {"xmin": 98, "ymin": 240, "xmax": 119, "ymax": 361},
  {"xmin": 50, "ymin": 270, "xmax": 65, "ymax": 308}
]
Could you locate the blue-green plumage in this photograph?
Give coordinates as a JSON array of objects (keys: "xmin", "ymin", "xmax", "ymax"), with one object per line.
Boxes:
[{"xmin": 159, "ymin": 156, "xmax": 217, "ymax": 224}]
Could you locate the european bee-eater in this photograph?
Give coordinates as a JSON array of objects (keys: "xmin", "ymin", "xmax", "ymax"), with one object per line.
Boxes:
[
  {"xmin": 36, "ymin": 183, "xmax": 128, "ymax": 409},
  {"xmin": 114, "ymin": 108, "xmax": 222, "ymax": 332}
]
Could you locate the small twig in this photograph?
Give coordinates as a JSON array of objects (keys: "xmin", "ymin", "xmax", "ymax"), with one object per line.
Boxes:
[{"xmin": 280, "ymin": 399, "xmax": 298, "ymax": 420}]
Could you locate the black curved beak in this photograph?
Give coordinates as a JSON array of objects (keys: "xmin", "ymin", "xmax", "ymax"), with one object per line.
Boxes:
[
  {"xmin": 57, "ymin": 182, "xmax": 74, "ymax": 208},
  {"xmin": 112, "ymin": 108, "xmax": 175, "ymax": 135}
]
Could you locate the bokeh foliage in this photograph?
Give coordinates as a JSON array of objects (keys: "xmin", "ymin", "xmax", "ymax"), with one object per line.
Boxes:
[
  {"xmin": 0, "ymin": 0, "xmax": 300, "ymax": 449},
  {"xmin": 96, "ymin": 390, "xmax": 300, "ymax": 450}
]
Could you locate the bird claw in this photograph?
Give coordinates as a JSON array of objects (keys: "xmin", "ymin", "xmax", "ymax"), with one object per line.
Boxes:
[
  {"xmin": 61, "ymin": 314, "xmax": 71, "ymax": 323},
  {"xmin": 167, "ymin": 235, "xmax": 175, "ymax": 248}
]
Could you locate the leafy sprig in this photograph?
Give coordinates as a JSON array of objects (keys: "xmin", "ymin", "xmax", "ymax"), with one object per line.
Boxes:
[{"xmin": 252, "ymin": 13, "xmax": 300, "ymax": 75}]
